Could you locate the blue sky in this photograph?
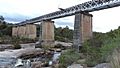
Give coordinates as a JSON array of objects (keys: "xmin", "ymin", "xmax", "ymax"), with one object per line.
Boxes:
[{"xmin": 0, "ymin": 0, "xmax": 120, "ymax": 33}]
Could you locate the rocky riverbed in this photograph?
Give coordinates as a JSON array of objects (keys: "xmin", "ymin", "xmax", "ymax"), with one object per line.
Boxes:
[{"xmin": 0, "ymin": 42, "xmax": 114, "ymax": 68}]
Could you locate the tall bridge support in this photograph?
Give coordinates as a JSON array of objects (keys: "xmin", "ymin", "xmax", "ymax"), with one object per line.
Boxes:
[
  {"xmin": 73, "ymin": 12, "xmax": 93, "ymax": 51},
  {"xmin": 25, "ymin": 24, "xmax": 36, "ymax": 39},
  {"xmin": 12, "ymin": 26, "xmax": 18, "ymax": 36},
  {"xmin": 41, "ymin": 20, "xmax": 54, "ymax": 47},
  {"xmin": 17, "ymin": 26, "xmax": 26, "ymax": 37}
]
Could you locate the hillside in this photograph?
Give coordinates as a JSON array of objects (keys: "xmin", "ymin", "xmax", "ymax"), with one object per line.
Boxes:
[
  {"xmin": 80, "ymin": 27, "xmax": 120, "ymax": 67},
  {"xmin": 58, "ymin": 26, "xmax": 120, "ymax": 67}
]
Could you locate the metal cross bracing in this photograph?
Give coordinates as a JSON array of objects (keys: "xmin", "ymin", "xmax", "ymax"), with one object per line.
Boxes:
[{"xmin": 18, "ymin": 0, "xmax": 120, "ymax": 25}]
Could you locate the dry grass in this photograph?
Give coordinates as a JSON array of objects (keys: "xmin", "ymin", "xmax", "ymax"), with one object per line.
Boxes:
[{"xmin": 110, "ymin": 48, "xmax": 120, "ymax": 68}]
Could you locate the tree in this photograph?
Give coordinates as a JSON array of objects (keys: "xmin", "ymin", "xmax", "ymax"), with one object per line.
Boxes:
[
  {"xmin": 0, "ymin": 16, "xmax": 12, "ymax": 36},
  {"xmin": 54, "ymin": 26, "xmax": 73, "ymax": 42},
  {"xmin": 0, "ymin": 16, "xmax": 4, "ymax": 21}
]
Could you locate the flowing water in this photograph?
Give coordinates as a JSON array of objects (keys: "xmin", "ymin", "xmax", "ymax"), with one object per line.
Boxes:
[{"xmin": 0, "ymin": 49, "xmax": 61, "ymax": 68}]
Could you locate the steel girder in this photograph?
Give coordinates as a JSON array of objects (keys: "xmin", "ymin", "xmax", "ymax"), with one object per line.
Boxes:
[{"xmin": 18, "ymin": 0, "xmax": 120, "ymax": 25}]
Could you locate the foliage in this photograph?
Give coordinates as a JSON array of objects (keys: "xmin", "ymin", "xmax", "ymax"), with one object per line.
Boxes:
[
  {"xmin": 0, "ymin": 16, "xmax": 12, "ymax": 36},
  {"xmin": 19, "ymin": 37, "xmax": 37, "ymax": 43},
  {"xmin": 59, "ymin": 49, "xmax": 80, "ymax": 68},
  {"xmin": 55, "ymin": 26, "xmax": 73, "ymax": 42},
  {"xmin": 81, "ymin": 39, "xmax": 102, "ymax": 66},
  {"xmin": 11, "ymin": 37, "xmax": 21, "ymax": 49},
  {"xmin": 0, "ymin": 16, "xmax": 4, "ymax": 20},
  {"xmin": 0, "ymin": 35, "xmax": 12, "ymax": 44},
  {"xmin": 81, "ymin": 27, "xmax": 120, "ymax": 67},
  {"xmin": 55, "ymin": 36, "xmax": 66, "ymax": 42}
]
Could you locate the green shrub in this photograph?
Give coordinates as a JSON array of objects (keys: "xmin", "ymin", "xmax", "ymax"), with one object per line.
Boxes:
[
  {"xmin": 0, "ymin": 35, "xmax": 11, "ymax": 44},
  {"xmin": 12, "ymin": 37, "xmax": 21, "ymax": 49},
  {"xmin": 100, "ymin": 37, "xmax": 120, "ymax": 63},
  {"xmin": 19, "ymin": 37, "xmax": 36, "ymax": 43},
  {"xmin": 59, "ymin": 49, "xmax": 80, "ymax": 68},
  {"xmin": 13, "ymin": 42, "xmax": 21, "ymax": 49},
  {"xmin": 80, "ymin": 32, "xmax": 120, "ymax": 67},
  {"xmin": 81, "ymin": 40, "xmax": 102, "ymax": 67}
]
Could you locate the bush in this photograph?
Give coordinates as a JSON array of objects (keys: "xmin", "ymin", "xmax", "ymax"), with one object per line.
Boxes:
[
  {"xmin": 13, "ymin": 43, "xmax": 21, "ymax": 49},
  {"xmin": 81, "ymin": 40, "xmax": 102, "ymax": 67},
  {"xmin": 0, "ymin": 35, "xmax": 12, "ymax": 44},
  {"xmin": 55, "ymin": 36, "xmax": 66, "ymax": 42},
  {"xmin": 59, "ymin": 49, "xmax": 80, "ymax": 68},
  {"xmin": 12, "ymin": 37, "xmax": 21, "ymax": 49},
  {"xmin": 100, "ymin": 38, "xmax": 120, "ymax": 63},
  {"xmin": 19, "ymin": 37, "xmax": 36, "ymax": 43},
  {"xmin": 80, "ymin": 32, "xmax": 120, "ymax": 67}
]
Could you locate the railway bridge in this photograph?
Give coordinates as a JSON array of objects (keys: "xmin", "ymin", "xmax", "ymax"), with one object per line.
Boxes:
[{"xmin": 12, "ymin": 0, "xmax": 120, "ymax": 50}]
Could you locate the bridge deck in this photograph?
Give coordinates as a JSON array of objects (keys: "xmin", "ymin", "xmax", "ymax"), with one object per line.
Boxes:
[{"xmin": 18, "ymin": 0, "xmax": 120, "ymax": 25}]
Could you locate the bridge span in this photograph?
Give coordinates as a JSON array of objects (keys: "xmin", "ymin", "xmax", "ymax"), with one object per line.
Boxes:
[
  {"xmin": 12, "ymin": 0, "xmax": 120, "ymax": 51},
  {"xmin": 18, "ymin": 0, "xmax": 120, "ymax": 25}
]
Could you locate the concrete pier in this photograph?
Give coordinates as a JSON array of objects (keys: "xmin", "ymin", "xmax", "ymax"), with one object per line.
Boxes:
[
  {"xmin": 12, "ymin": 26, "xmax": 18, "ymax": 36},
  {"xmin": 25, "ymin": 24, "xmax": 36, "ymax": 39},
  {"xmin": 73, "ymin": 13, "xmax": 93, "ymax": 51},
  {"xmin": 12, "ymin": 24, "xmax": 36, "ymax": 39},
  {"xmin": 41, "ymin": 20, "xmax": 54, "ymax": 47},
  {"xmin": 18, "ymin": 26, "xmax": 26, "ymax": 37}
]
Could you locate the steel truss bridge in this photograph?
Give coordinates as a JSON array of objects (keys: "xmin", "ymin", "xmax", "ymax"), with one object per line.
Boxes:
[{"xmin": 18, "ymin": 0, "xmax": 120, "ymax": 25}]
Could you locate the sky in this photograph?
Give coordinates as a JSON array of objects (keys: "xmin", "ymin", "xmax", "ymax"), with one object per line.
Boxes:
[{"xmin": 0, "ymin": 0, "xmax": 120, "ymax": 33}]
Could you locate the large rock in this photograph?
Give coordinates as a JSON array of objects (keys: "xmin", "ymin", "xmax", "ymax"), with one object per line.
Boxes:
[
  {"xmin": 93, "ymin": 63, "xmax": 112, "ymax": 68},
  {"xmin": 110, "ymin": 49, "xmax": 120, "ymax": 68},
  {"xmin": 55, "ymin": 41, "xmax": 72, "ymax": 47},
  {"xmin": 31, "ymin": 61, "xmax": 42, "ymax": 68},
  {"xmin": 67, "ymin": 64, "xmax": 83, "ymax": 68},
  {"xmin": 20, "ymin": 43, "xmax": 35, "ymax": 49}
]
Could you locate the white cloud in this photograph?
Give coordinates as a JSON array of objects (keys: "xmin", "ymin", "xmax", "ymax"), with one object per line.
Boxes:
[
  {"xmin": 0, "ymin": 0, "xmax": 88, "ymax": 16},
  {"xmin": 91, "ymin": 6, "xmax": 120, "ymax": 33},
  {"xmin": 0, "ymin": 0, "xmax": 120, "ymax": 33}
]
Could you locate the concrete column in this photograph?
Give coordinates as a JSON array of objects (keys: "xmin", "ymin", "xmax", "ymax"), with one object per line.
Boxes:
[
  {"xmin": 73, "ymin": 12, "xmax": 93, "ymax": 51},
  {"xmin": 12, "ymin": 24, "xmax": 36, "ymax": 39},
  {"xmin": 17, "ymin": 26, "xmax": 26, "ymax": 37},
  {"xmin": 21, "ymin": 26, "xmax": 26, "ymax": 37},
  {"xmin": 25, "ymin": 24, "xmax": 36, "ymax": 39},
  {"xmin": 17, "ymin": 26, "xmax": 21, "ymax": 37},
  {"xmin": 12, "ymin": 26, "xmax": 18, "ymax": 36},
  {"xmin": 41, "ymin": 20, "xmax": 54, "ymax": 47}
]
